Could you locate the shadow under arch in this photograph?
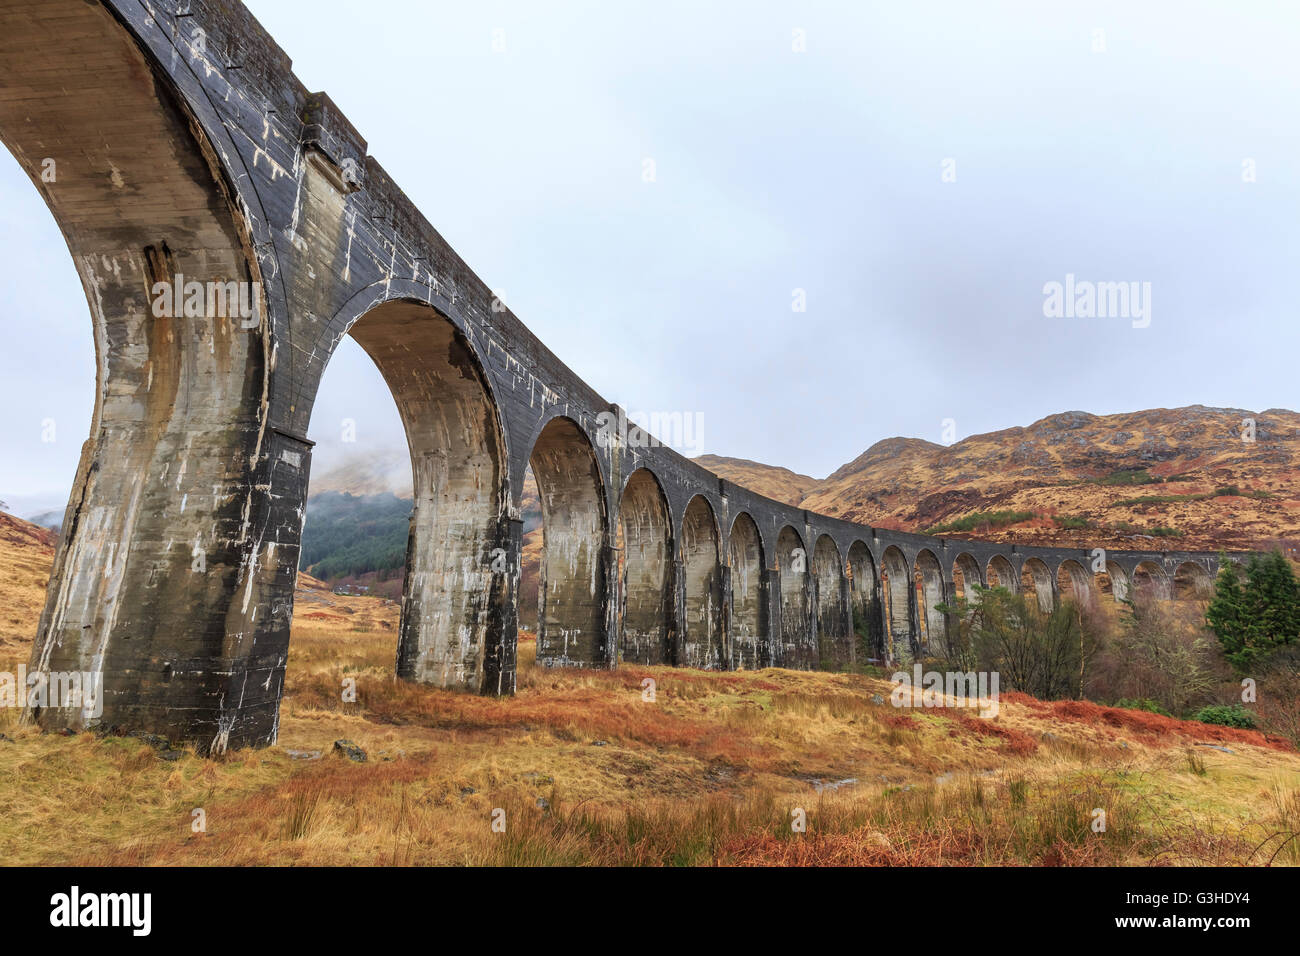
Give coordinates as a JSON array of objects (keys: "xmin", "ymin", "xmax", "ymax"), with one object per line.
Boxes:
[
  {"xmin": 528, "ymin": 415, "xmax": 612, "ymax": 669},
  {"xmin": 913, "ymin": 548, "xmax": 946, "ymax": 653},
  {"xmin": 880, "ymin": 545, "xmax": 913, "ymax": 665},
  {"xmin": 987, "ymin": 554, "xmax": 1016, "ymax": 591},
  {"xmin": 952, "ymin": 552, "xmax": 984, "ymax": 600},
  {"xmin": 813, "ymin": 534, "xmax": 850, "ymax": 669},
  {"xmin": 1056, "ymin": 558, "xmax": 1095, "ymax": 610},
  {"xmin": 617, "ymin": 467, "xmax": 674, "ymax": 665},
  {"xmin": 5, "ymin": 0, "xmax": 282, "ymax": 750},
  {"xmin": 1021, "ymin": 557, "xmax": 1055, "ymax": 612},
  {"xmin": 776, "ymin": 525, "xmax": 811, "ymax": 669},
  {"xmin": 1174, "ymin": 561, "xmax": 1214, "ymax": 600},
  {"xmin": 729, "ymin": 512, "xmax": 767, "ymax": 669},
  {"xmin": 847, "ymin": 541, "xmax": 881, "ymax": 662},
  {"xmin": 950, "ymin": 551, "xmax": 984, "ymax": 634},
  {"xmin": 1095, "ymin": 559, "xmax": 1130, "ymax": 602},
  {"xmin": 681, "ymin": 495, "xmax": 724, "ymax": 668},
  {"xmin": 314, "ymin": 297, "xmax": 514, "ymax": 694},
  {"xmin": 1132, "ymin": 560, "xmax": 1171, "ymax": 601}
]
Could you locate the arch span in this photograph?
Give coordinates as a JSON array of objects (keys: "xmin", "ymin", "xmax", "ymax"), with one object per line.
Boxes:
[
  {"xmin": 880, "ymin": 545, "xmax": 913, "ymax": 664},
  {"xmin": 987, "ymin": 554, "xmax": 1016, "ymax": 591},
  {"xmin": 617, "ymin": 468, "xmax": 674, "ymax": 665},
  {"xmin": 1056, "ymin": 558, "xmax": 1095, "ymax": 610},
  {"xmin": 813, "ymin": 535, "xmax": 851, "ymax": 669},
  {"xmin": 729, "ymin": 513, "xmax": 767, "ymax": 669},
  {"xmin": 530, "ymin": 417, "xmax": 611, "ymax": 669},
  {"xmin": 681, "ymin": 496, "xmax": 724, "ymax": 668},
  {"xmin": 777, "ymin": 526, "xmax": 811, "ymax": 669},
  {"xmin": 1021, "ymin": 557, "xmax": 1055, "ymax": 613},
  {"xmin": 847, "ymin": 542, "xmax": 881, "ymax": 662},
  {"xmin": 913, "ymin": 549, "xmax": 947, "ymax": 653},
  {"xmin": 1096, "ymin": 559, "xmax": 1130, "ymax": 602},
  {"xmin": 952, "ymin": 552, "xmax": 983, "ymax": 601},
  {"xmin": 1174, "ymin": 561, "xmax": 1214, "ymax": 600},
  {"xmin": 1132, "ymin": 560, "xmax": 1172, "ymax": 601},
  {"xmin": 950, "ymin": 552, "xmax": 984, "ymax": 638},
  {"xmin": 343, "ymin": 300, "xmax": 512, "ymax": 692}
]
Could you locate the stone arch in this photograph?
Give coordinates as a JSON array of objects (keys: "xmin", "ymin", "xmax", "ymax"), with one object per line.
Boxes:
[
  {"xmin": 336, "ymin": 299, "xmax": 511, "ymax": 692},
  {"xmin": 1096, "ymin": 559, "xmax": 1130, "ymax": 602},
  {"xmin": 5, "ymin": 1, "xmax": 279, "ymax": 749},
  {"xmin": 880, "ymin": 545, "xmax": 913, "ymax": 664},
  {"xmin": 529, "ymin": 416, "xmax": 611, "ymax": 669},
  {"xmin": 681, "ymin": 496, "xmax": 724, "ymax": 668},
  {"xmin": 1056, "ymin": 558, "xmax": 1095, "ymax": 609},
  {"xmin": 1021, "ymin": 557, "xmax": 1055, "ymax": 612},
  {"xmin": 952, "ymin": 552, "xmax": 984, "ymax": 601},
  {"xmin": 1173, "ymin": 561, "xmax": 1213, "ymax": 600},
  {"xmin": 813, "ymin": 535, "xmax": 850, "ymax": 669},
  {"xmin": 913, "ymin": 549, "xmax": 947, "ymax": 652},
  {"xmin": 729, "ymin": 512, "xmax": 767, "ymax": 670},
  {"xmin": 1132, "ymin": 560, "xmax": 1172, "ymax": 601},
  {"xmin": 987, "ymin": 554, "xmax": 1016, "ymax": 591},
  {"xmin": 617, "ymin": 468, "xmax": 674, "ymax": 665},
  {"xmin": 847, "ymin": 541, "xmax": 881, "ymax": 662},
  {"xmin": 777, "ymin": 526, "xmax": 811, "ymax": 669}
]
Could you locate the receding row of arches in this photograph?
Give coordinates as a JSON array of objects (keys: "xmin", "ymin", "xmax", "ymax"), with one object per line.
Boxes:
[
  {"xmin": 873, "ymin": 545, "xmax": 1216, "ymax": 663},
  {"xmin": 243, "ymin": 284, "xmax": 1236, "ymax": 679}
]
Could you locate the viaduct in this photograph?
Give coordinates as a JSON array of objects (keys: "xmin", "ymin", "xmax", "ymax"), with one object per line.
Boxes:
[{"xmin": 1, "ymin": 0, "xmax": 1242, "ymax": 752}]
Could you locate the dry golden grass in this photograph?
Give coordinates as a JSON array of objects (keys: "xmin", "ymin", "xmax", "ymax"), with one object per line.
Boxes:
[
  {"xmin": 1, "ymin": 532, "xmax": 1298, "ymax": 865},
  {"xmin": 0, "ymin": 514, "xmax": 55, "ymax": 658}
]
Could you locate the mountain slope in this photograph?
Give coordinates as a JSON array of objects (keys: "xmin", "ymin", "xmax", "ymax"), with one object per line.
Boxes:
[
  {"xmin": 691, "ymin": 455, "xmax": 820, "ymax": 507},
  {"xmin": 705, "ymin": 406, "xmax": 1300, "ymax": 552}
]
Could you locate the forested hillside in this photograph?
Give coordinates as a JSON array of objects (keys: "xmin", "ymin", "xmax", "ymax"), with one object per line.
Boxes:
[{"xmin": 298, "ymin": 491, "xmax": 411, "ymax": 584}]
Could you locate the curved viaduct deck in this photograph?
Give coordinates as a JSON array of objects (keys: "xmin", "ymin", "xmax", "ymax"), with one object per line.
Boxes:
[{"xmin": 0, "ymin": 0, "xmax": 1248, "ymax": 751}]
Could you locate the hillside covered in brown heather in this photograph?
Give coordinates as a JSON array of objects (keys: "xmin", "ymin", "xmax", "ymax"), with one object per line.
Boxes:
[
  {"xmin": 0, "ymin": 512, "xmax": 56, "ymax": 658},
  {"xmin": 699, "ymin": 406, "xmax": 1300, "ymax": 553},
  {"xmin": 691, "ymin": 455, "xmax": 820, "ymax": 507}
]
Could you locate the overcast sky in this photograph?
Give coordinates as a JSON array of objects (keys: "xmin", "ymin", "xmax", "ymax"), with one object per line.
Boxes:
[{"xmin": 2, "ymin": 0, "xmax": 1298, "ymax": 516}]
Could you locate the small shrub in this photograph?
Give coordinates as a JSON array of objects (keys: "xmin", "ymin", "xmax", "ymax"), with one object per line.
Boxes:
[
  {"xmin": 1053, "ymin": 515, "xmax": 1091, "ymax": 530},
  {"xmin": 1113, "ymin": 698, "xmax": 1172, "ymax": 717},
  {"xmin": 1193, "ymin": 704, "xmax": 1257, "ymax": 729}
]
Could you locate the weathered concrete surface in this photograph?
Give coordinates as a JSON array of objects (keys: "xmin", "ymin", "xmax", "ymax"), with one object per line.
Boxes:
[
  {"xmin": 727, "ymin": 513, "xmax": 766, "ymax": 669},
  {"xmin": 531, "ymin": 417, "xmax": 610, "ymax": 670},
  {"xmin": 681, "ymin": 496, "xmax": 724, "ymax": 669},
  {"xmin": 813, "ymin": 535, "xmax": 851, "ymax": 669},
  {"xmin": 348, "ymin": 301, "xmax": 512, "ymax": 693},
  {"xmin": 1, "ymin": 0, "xmax": 1255, "ymax": 751},
  {"xmin": 617, "ymin": 468, "xmax": 674, "ymax": 666}
]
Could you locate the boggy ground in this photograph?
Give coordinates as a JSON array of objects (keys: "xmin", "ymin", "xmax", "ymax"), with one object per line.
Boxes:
[{"xmin": 0, "ymin": 550, "xmax": 1296, "ymax": 865}]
